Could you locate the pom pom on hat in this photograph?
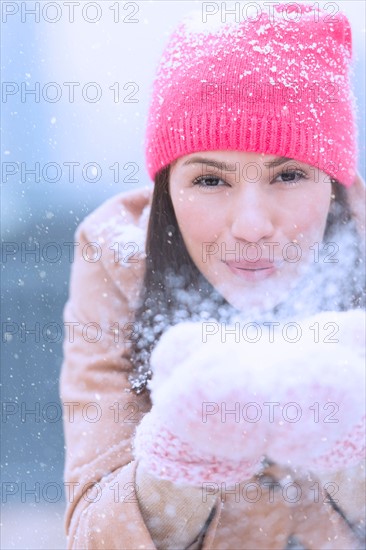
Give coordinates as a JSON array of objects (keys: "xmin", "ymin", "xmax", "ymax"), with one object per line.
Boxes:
[{"xmin": 145, "ymin": 4, "xmax": 357, "ymax": 186}]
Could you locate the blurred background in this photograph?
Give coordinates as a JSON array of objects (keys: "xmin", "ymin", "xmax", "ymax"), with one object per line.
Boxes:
[{"xmin": 1, "ymin": 1, "xmax": 365, "ymax": 548}]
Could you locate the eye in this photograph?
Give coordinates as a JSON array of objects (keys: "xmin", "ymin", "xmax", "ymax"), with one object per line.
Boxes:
[
  {"xmin": 192, "ymin": 175, "xmax": 229, "ymax": 189},
  {"xmin": 272, "ymin": 169, "xmax": 308, "ymax": 186}
]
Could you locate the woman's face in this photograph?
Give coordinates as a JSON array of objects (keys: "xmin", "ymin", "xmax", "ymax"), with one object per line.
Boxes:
[{"xmin": 169, "ymin": 150, "xmax": 332, "ymax": 312}]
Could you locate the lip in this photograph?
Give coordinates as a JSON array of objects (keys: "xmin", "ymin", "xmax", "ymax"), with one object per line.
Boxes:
[
  {"xmin": 225, "ymin": 259, "xmax": 281, "ymax": 270},
  {"xmin": 224, "ymin": 260, "xmax": 281, "ymax": 282}
]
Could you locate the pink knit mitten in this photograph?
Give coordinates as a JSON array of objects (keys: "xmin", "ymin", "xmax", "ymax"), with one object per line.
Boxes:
[
  {"xmin": 133, "ymin": 310, "xmax": 365, "ymax": 484},
  {"xmin": 133, "ymin": 322, "xmax": 265, "ymax": 485}
]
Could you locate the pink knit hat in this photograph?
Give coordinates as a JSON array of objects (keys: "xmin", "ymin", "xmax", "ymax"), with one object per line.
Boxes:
[{"xmin": 145, "ymin": 4, "xmax": 357, "ymax": 186}]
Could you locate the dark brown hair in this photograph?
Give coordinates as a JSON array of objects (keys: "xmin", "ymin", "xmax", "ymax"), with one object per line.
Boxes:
[{"xmin": 128, "ymin": 164, "xmax": 365, "ymax": 394}]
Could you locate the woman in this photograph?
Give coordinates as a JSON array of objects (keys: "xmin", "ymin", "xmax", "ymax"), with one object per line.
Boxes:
[{"xmin": 60, "ymin": 4, "xmax": 365, "ymax": 549}]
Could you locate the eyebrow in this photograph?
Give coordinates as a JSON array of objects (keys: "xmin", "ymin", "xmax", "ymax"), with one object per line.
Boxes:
[
  {"xmin": 181, "ymin": 155, "xmax": 293, "ymax": 170},
  {"xmin": 263, "ymin": 156, "xmax": 294, "ymax": 168}
]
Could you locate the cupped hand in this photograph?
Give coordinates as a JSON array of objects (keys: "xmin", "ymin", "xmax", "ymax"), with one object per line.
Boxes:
[{"xmin": 147, "ymin": 310, "xmax": 365, "ymax": 473}]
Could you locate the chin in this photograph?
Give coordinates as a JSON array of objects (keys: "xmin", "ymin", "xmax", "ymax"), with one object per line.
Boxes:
[
  {"xmin": 216, "ymin": 279, "xmax": 294, "ymax": 316},
  {"xmin": 226, "ymin": 294, "xmax": 283, "ymax": 315}
]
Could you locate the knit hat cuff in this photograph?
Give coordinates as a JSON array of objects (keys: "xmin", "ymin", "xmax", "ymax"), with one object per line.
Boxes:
[{"xmin": 147, "ymin": 113, "xmax": 356, "ymax": 186}]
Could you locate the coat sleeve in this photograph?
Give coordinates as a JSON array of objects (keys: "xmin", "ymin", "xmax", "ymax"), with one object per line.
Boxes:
[{"xmin": 59, "ymin": 190, "xmax": 222, "ymax": 550}]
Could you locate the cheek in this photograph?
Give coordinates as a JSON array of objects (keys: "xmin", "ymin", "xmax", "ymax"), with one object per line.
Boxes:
[
  {"xmin": 173, "ymin": 198, "xmax": 225, "ymax": 251},
  {"xmin": 288, "ymin": 187, "xmax": 331, "ymax": 243}
]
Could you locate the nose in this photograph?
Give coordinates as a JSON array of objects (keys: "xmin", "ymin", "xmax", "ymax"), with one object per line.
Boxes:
[{"xmin": 230, "ymin": 182, "xmax": 275, "ymax": 243}]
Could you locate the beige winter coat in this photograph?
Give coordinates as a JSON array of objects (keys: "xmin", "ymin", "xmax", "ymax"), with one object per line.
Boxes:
[{"xmin": 60, "ymin": 186, "xmax": 365, "ymax": 550}]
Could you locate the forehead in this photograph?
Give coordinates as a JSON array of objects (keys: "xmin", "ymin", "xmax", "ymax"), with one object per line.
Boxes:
[{"xmin": 171, "ymin": 151, "xmax": 294, "ymax": 171}]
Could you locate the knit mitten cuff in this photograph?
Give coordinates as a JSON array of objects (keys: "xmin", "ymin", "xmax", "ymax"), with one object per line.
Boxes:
[{"xmin": 133, "ymin": 411, "xmax": 264, "ymax": 486}]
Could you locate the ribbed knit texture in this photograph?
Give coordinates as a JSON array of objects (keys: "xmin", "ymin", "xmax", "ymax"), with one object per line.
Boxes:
[
  {"xmin": 133, "ymin": 310, "xmax": 365, "ymax": 485},
  {"xmin": 145, "ymin": 3, "xmax": 357, "ymax": 186},
  {"xmin": 133, "ymin": 411, "xmax": 263, "ymax": 485}
]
